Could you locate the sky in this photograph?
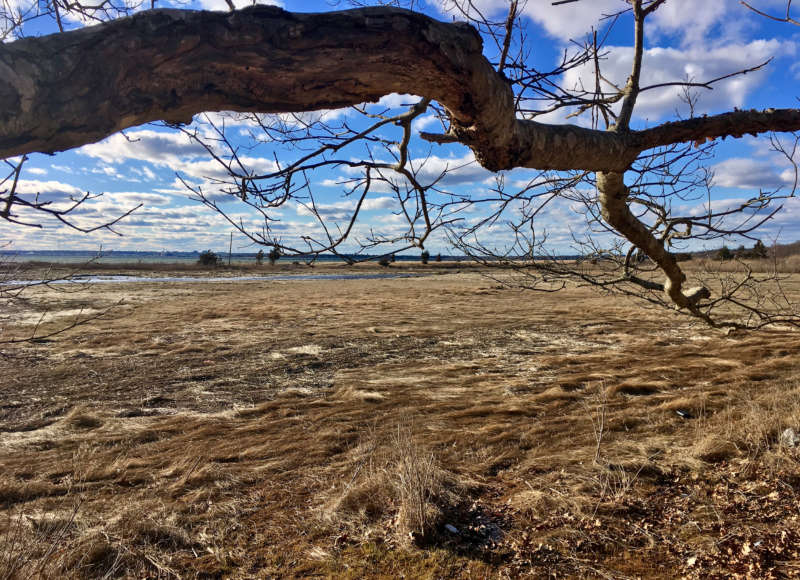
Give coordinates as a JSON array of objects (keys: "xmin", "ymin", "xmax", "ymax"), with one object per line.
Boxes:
[{"xmin": 2, "ymin": 0, "xmax": 799, "ymax": 256}]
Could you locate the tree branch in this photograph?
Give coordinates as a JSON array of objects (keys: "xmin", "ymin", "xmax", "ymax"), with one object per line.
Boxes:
[
  {"xmin": 0, "ymin": 6, "xmax": 639, "ymax": 172},
  {"xmin": 634, "ymin": 108, "xmax": 800, "ymax": 151},
  {"xmin": 5, "ymin": 6, "xmax": 797, "ymax": 175}
]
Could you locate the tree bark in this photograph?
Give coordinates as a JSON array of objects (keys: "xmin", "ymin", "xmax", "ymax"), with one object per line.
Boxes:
[
  {"xmin": 2, "ymin": 6, "xmax": 798, "ymax": 171},
  {"xmin": 597, "ymin": 171, "xmax": 716, "ymax": 317}
]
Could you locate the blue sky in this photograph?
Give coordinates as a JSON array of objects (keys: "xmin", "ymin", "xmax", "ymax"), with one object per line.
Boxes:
[{"xmin": 2, "ymin": 0, "xmax": 799, "ymax": 255}]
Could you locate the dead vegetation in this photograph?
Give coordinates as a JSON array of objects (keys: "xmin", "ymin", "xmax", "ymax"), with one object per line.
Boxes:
[{"xmin": 1, "ymin": 267, "xmax": 799, "ymax": 577}]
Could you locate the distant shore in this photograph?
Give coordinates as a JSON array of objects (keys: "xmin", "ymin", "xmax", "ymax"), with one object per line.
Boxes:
[{"xmin": 0, "ymin": 256, "xmax": 485, "ymax": 281}]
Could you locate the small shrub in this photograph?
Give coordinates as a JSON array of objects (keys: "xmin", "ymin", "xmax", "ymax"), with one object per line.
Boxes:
[
  {"xmin": 717, "ymin": 245, "xmax": 733, "ymax": 261},
  {"xmin": 420, "ymin": 250, "xmax": 430, "ymax": 265},
  {"xmin": 268, "ymin": 247, "xmax": 281, "ymax": 265},
  {"xmin": 255, "ymin": 249, "xmax": 264, "ymax": 265},
  {"xmin": 378, "ymin": 257, "xmax": 391, "ymax": 267},
  {"xmin": 197, "ymin": 250, "xmax": 219, "ymax": 266}
]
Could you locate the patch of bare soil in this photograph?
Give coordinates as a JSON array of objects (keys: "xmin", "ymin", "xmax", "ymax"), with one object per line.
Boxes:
[{"xmin": 1, "ymin": 269, "xmax": 800, "ymax": 578}]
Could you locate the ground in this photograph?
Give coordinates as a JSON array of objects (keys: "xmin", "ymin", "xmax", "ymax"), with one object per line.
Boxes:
[{"xmin": 1, "ymin": 263, "xmax": 799, "ymax": 578}]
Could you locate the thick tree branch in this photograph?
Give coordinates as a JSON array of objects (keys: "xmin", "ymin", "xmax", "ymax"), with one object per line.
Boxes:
[
  {"xmin": 634, "ymin": 108, "xmax": 800, "ymax": 150},
  {"xmin": 1, "ymin": 4, "xmax": 787, "ymax": 177},
  {"xmin": 597, "ymin": 171, "xmax": 709, "ymax": 316},
  {"xmin": 2, "ymin": 7, "xmax": 799, "ymax": 175},
  {"xmin": 0, "ymin": 5, "xmax": 634, "ymax": 172}
]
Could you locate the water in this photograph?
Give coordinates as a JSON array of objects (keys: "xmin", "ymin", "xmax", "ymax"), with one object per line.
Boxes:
[
  {"xmin": 2, "ymin": 273, "xmax": 425, "ymax": 286},
  {"xmin": 0, "ymin": 250, "xmax": 460, "ymax": 265}
]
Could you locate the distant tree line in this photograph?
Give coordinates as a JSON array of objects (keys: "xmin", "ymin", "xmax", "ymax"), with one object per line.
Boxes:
[{"xmin": 717, "ymin": 240, "xmax": 769, "ymax": 261}]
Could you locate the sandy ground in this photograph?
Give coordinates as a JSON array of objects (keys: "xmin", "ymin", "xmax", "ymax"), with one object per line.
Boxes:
[{"xmin": 1, "ymin": 267, "xmax": 800, "ymax": 578}]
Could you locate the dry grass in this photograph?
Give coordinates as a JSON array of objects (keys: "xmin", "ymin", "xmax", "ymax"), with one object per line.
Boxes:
[
  {"xmin": 1, "ymin": 266, "xmax": 800, "ymax": 577},
  {"xmin": 691, "ymin": 254, "xmax": 800, "ymax": 273},
  {"xmin": 321, "ymin": 421, "xmax": 464, "ymax": 548}
]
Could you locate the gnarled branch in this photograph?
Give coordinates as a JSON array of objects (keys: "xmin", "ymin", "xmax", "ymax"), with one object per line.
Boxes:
[{"xmin": 2, "ymin": 6, "xmax": 799, "ymax": 174}]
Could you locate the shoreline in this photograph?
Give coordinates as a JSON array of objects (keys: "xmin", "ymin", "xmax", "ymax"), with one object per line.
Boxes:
[{"xmin": 0, "ymin": 258, "xmax": 484, "ymax": 281}]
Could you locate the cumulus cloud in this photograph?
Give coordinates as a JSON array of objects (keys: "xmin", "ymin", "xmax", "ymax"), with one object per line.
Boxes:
[
  {"xmin": 129, "ymin": 166, "xmax": 158, "ymax": 182},
  {"xmin": 178, "ymin": 157, "xmax": 280, "ymax": 182},
  {"xmin": 561, "ymin": 39, "xmax": 794, "ymax": 122},
  {"xmin": 523, "ymin": 0, "xmax": 626, "ymax": 41},
  {"xmin": 413, "ymin": 114, "xmax": 443, "ymax": 132},
  {"xmin": 711, "ymin": 157, "xmax": 794, "ymax": 190},
  {"xmin": 295, "ymin": 196, "xmax": 398, "ymax": 220},
  {"xmin": 437, "ymin": 0, "xmax": 779, "ymax": 46},
  {"xmin": 649, "ymin": 0, "xmax": 735, "ymax": 46},
  {"xmin": 111, "ymin": 192, "xmax": 172, "ymax": 206},
  {"xmin": 79, "ymin": 130, "xmax": 207, "ymax": 166},
  {"xmin": 14, "ymin": 179, "xmax": 84, "ymax": 202},
  {"xmin": 78, "ymin": 129, "xmax": 280, "ymax": 202},
  {"xmin": 411, "ymin": 153, "xmax": 494, "ymax": 185},
  {"xmin": 712, "ymin": 136, "xmax": 800, "ymax": 191},
  {"xmin": 675, "ymin": 194, "xmax": 800, "ymax": 242},
  {"xmin": 373, "ymin": 94, "xmax": 423, "ymax": 110},
  {"xmin": 433, "ymin": 0, "xmax": 622, "ymax": 41},
  {"xmin": 341, "ymin": 152, "xmax": 494, "ymax": 188}
]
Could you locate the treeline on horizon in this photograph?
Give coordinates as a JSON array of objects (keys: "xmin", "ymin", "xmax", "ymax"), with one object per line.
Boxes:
[{"xmin": 4, "ymin": 239, "xmax": 800, "ymax": 263}]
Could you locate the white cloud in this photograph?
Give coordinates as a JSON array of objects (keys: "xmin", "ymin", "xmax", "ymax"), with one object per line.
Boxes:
[
  {"xmin": 90, "ymin": 165, "xmax": 125, "ymax": 180},
  {"xmin": 78, "ymin": 129, "xmax": 279, "ymax": 201},
  {"xmin": 25, "ymin": 167, "xmax": 47, "ymax": 176},
  {"xmin": 78, "ymin": 130, "xmax": 207, "ymax": 166},
  {"xmin": 649, "ymin": 0, "xmax": 733, "ymax": 46},
  {"xmin": 363, "ymin": 197, "xmax": 398, "ymax": 211},
  {"xmin": 434, "ymin": 0, "xmax": 623, "ymax": 42},
  {"xmin": 129, "ymin": 166, "xmax": 158, "ymax": 182},
  {"xmin": 178, "ymin": 157, "xmax": 280, "ymax": 182},
  {"xmin": 195, "ymin": 0, "xmax": 282, "ymax": 12},
  {"xmin": 110, "ymin": 192, "xmax": 172, "ymax": 206},
  {"xmin": 341, "ymin": 152, "xmax": 494, "ymax": 188},
  {"xmin": 15, "ymin": 179, "xmax": 83, "ymax": 198},
  {"xmin": 373, "ymin": 93, "xmax": 423, "ymax": 110},
  {"xmin": 561, "ymin": 39, "xmax": 794, "ymax": 122},
  {"xmin": 277, "ymin": 108, "xmax": 349, "ymax": 127},
  {"xmin": 523, "ymin": 0, "xmax": 625, "ymax": 41},
  {"xmin": 295, "ymin": 196, "xmax": 398, "ymax": 220},
  {"xmin": 413, "ymin": 114, "xmax": 443, "ymax": 132},
  {"xmin": 675, "ymin": 194, "xmax": 800, "ymax": 243},
  {"xmin": 711, "ymin": 157, "xmax": 794, "ymax": 190}
]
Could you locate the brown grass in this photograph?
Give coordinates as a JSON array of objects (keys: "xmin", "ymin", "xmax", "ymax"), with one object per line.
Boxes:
[
  {"xmin": 691, "ymin": 254, "xmax": 800, "ymax": 273},
  {"xmin": 1, "ymin": 266, "xmax": 800, "ymax": 577}
]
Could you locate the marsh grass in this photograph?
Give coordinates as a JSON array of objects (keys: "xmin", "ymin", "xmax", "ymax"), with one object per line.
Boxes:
[
  {"xmin": 0, "ymin": 500, "xmax": 86, "ymax": 580},
  {"xmin": 1, "ymin": 267, "xmax": 800, "ymax": 577},
  {"xmin": 690, "ymin": 380, "xmax": 800, "ymax": 467},
  {"xmin": 321, "ymin": 421, "xmax": 463, "ymax": 547}
]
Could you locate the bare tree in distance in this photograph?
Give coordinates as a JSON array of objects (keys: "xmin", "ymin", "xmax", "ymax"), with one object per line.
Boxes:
[{"xmin": 1, "ymin": 0, "xmax": 800, "ymax": 328}]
